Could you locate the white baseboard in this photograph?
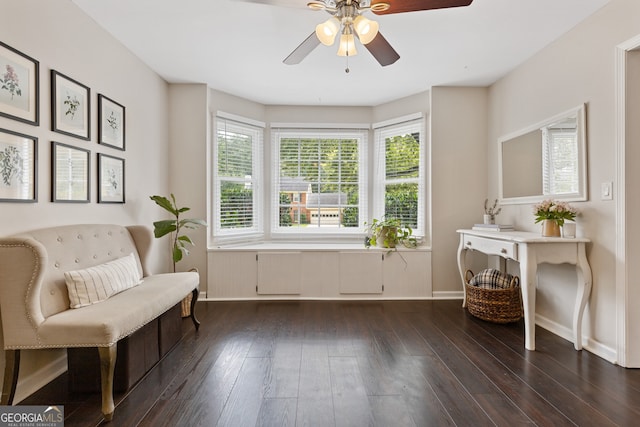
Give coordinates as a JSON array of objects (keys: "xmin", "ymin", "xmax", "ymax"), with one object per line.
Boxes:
[
  {"xmin": 431, "ymin": 291, "xmax": 464, "ymax": 300},
  {"xmin": 14, "ymin": 354, "xmax": 67, "ymax": 404},
  {"xmin": 200, "ymin": 296, "xmax": 434, "ymax": 302},
  {"xmin": 535, "ymin": 314, "xmax": 617, "ymax": 364},
  {"xmin": 200, "ymin": 292, "xmax": 462, "ymax": 302}
]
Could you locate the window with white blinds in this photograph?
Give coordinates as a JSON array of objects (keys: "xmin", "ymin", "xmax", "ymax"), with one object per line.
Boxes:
[
  {"xmin": 53, "ymin": 142, "xmax": 89, "ymax": 201},
  {"xmin": 214, "ymin": 115, "xmax": 263, "ymax": 240},
  {"xmin": 542, "ymin": 127, "xmax": 579, "ymax": 195},
  {"xmin": 373, "ymin": 117, "xmax": 424, "ymax": 236},
  {"xmin": 272, "ymin": 129, "xmax": 367, "ymax": 235}
]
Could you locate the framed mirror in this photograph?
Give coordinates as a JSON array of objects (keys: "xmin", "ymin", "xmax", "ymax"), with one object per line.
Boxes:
[{"xmin": 498, "ymin": 104, "xmax": 587, "ymax": 205}]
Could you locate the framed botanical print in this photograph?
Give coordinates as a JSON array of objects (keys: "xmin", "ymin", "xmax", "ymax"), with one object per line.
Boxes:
[
  {"xmin": 51, "ymin": 70, "xmax": 90, "ymax": 140},
  {"xmin": 52, "ymin": 141, "xmax": 90, "ymax": 203},
  {"xmin": 98, "ymin": 94, "xmax": 125, "ymax": 150},
  {"xmin": 0, "ymin": 128, "xmax": 37, "ymax": 202},
  {"xmin": 0, "ymin": 41, "xmax": 39, "ymax": 125},
  {"xmin": 98, "ymin": 153, "xmax": 124, "ymax": 203}
]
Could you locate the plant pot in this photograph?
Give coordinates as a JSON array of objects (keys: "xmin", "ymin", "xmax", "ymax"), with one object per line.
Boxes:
[
  {"xmin": 541, "ymin": 219, "xmax": 561, "ymax": 237},
  {"xmin": 483, "ymin": 214, "xmax": 495, "ymax": 225},
  {"xmin": 376, "ymin": 226, "xmax": 398, "ymax": 248}
]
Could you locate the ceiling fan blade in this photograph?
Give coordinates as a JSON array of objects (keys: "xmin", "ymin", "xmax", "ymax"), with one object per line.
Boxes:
[
  {"xmin": 283, "ymin": 32, "xmax": 321, "ymax": 65},
  {"xmin": 372, "ymin": 0, "xmax": 473, "ymax": 15},
  {"xmin": 364, "ymin": 32, "xmax": 400, "ymax": 66}
]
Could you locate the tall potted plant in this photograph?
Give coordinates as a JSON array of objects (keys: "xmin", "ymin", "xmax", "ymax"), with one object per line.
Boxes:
[
  {"xmin": 150, "ymin": 194, "xmax": 206, "ymax": 316},
  {"xmin": 150, "ymin": 194, "xmax": 207, "ymax": 272}
]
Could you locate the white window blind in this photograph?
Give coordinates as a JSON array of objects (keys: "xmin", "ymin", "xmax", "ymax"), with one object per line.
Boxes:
[
  {"xmin": 54, "ymin": 143, "xmax": 89, "ymax": 201},
  {"xmin": 214, "ymin": 116, "xmax": 263, "ymax": 239},
  {"xmin": 374, "ymin": 118, "xmax": 424, "ymax": 236},
  {"xmin": 542, "ymin": 127, "xmax": 579, "ymax": 195},
  {"xmin": 272, "ymin": 129, "xmax": 367, "ymax": 234}
]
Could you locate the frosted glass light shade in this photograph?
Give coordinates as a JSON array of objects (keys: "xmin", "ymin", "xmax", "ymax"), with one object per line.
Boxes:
[
  {"xmin": 337, "ymin": 34, "xmax": 357, "ymax": 56},
  {"xmin": 353, "ymin": 15, "xmax": 379, "ymax": 44},
  {"xmin": 315, "ymin": 17, "xmax": 340, "ymax": 46}
]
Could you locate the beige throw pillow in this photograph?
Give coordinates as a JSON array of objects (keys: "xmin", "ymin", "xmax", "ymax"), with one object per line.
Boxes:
[{"xmin": 64, "ymin": 253, "xmax": 142, "ymax": 308}]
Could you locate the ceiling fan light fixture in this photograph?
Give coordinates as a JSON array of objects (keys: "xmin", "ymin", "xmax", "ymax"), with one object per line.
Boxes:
[
  {"xmin": 353, "ymin": 15, "xmax": 379, "ymax": 45},
  {"xmin": 337, "ymin": 33, "xmax": 357, "ymax": 57},
  {"xmin": 315, "ymin": 17, "xmax": 340, "ymax": 46}
]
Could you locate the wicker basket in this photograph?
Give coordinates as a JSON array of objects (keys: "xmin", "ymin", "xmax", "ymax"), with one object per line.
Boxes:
[{"xmin": 464, "ymin": 269, "xmax": 523, "ymax": 324}]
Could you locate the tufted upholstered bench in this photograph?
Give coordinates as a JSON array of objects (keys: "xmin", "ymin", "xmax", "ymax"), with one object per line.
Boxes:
[{"xmin": 0, "ymin": 224, "xmax": 200, "ymax": 421}]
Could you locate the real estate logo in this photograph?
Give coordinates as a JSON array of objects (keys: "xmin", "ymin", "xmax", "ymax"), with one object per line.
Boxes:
[{"xmin": 0, "ymin": 406, "xmax": 64, "ymax": 427}]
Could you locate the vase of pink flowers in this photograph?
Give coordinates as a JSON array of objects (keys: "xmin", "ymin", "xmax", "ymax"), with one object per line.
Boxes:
[{"xmin": 533, "ymin": 199, "xmax": 578, "ymax": 237}]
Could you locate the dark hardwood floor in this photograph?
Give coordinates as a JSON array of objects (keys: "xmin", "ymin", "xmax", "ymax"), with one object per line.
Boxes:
[{"xmin": 21, "ymin": 300, "xmax": 640, "ymax": 426}]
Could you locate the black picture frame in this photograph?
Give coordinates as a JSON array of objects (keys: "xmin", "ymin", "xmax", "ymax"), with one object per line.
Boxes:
[
  {"xmin": 98, "ymin": 94, "xmax": 125, "ymax": 150},
  {"xmin": 0, "ymin": 41, "xmax": 39, "ymax": 125},
  {"xmin": 51, "ymin": 70, "xmax": 90, "ymax": 140},
  {"xmin": 0, "ymin": 127, "xmax": 37, "ymax": 202},
  {"xmin": 51, "ymin": 141, "xmax": 90, "ymax": 203},
  {"xmin": 98, "ymin": 153, "xmax": 124, "ymax": 203}
]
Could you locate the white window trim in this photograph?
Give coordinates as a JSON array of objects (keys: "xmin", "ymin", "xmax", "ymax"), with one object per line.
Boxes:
[
  {"xmin": 373, "ymin": 116, "xmax": 425, "ymax": 238},
  {"xmin": 212, "ymin": 114, "xmax": 264, "ymax": 244},
  {"xmin": 271, "ymin": 128, "xmax": 368, "ymax": 239}
]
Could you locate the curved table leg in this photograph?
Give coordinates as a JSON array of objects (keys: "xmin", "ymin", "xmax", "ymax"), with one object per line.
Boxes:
[
  {"xmin": 457, "ymin": 237, "xmax": 468, "ymax": 307},
  {"xmin": 520, "ymin": 245, "xmax": 537, "ymax": 351},
  {"xmin": 573, "ymin": 243, "xmax": 593, "ymax": 350}
]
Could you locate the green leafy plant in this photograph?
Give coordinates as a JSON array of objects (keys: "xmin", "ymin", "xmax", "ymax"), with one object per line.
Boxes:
[
  {"xmin": 365, "ymin": 217, "xmax": 417, "ymax": 249},
  {"xmin": 150, "ymin": 194, "xmax": 206, "ymax": 272}
]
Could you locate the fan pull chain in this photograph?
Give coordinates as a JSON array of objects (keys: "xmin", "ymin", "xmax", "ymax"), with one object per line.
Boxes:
[{"xmin": 345, "ymin": 39, "xmax": 351, "ymax": 73}]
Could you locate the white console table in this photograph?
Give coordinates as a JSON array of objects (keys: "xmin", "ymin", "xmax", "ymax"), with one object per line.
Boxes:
[{"xmin": 456, "ymin": 229, "xmax": 592, "ymax": 351}]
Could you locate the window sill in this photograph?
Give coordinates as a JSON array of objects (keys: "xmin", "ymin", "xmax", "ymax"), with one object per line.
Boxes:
[{"xmin": 209, "ymin": 242, "xmax": 431, "ymax": 252}]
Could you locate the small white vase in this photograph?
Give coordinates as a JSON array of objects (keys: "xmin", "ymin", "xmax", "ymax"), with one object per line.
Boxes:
[
  {"xmin": 483, "ymin": 214, "xmax": 495, "ymax": 225},
  {"xmin": 562, "ymin": 221, "xmax": 576, "ymax": 238}
]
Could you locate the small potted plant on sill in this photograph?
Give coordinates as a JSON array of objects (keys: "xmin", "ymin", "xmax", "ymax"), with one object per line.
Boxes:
[
  {"xmin": 150, "ymin": 194, "xmax": 206, "ymax": 316},
  {"xmin": 364, "ymin": 217, "xmax": 417, "ymax": 249}
]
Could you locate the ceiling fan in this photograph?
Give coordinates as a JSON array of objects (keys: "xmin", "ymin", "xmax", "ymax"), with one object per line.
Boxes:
[{"xmin": 247, "ymin": 0, "xmax": 474, "ymax": 68}]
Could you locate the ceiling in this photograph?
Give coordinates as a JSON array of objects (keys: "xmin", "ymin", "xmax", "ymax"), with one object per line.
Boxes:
[{"xmin": 71, "ymin": 0, "xmax": 611, "ymax": 107}]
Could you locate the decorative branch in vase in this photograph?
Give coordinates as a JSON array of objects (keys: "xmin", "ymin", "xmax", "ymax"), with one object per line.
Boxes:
[{"xmin": 484, "ymin": 198, "xmax": 502, "ymax": 224}]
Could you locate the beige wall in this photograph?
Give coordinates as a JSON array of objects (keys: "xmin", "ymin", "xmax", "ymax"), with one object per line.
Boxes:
[
  {"xmin": 430, "ymin": 87, "xmax": 489, "ymax": 294},
  {"xmin": 487, "ymin": 0, "xmax": 640, "ymax": 361},
  {"xmin": 168, "ymin": 84, "xmax": 209, "ymax": 282},
  {"xmin": 0, "ymin": 0, "xmax": 171, "ymax": 401}
]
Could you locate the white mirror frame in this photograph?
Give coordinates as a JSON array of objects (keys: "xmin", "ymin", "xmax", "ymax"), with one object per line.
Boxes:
[{"xmin": 498, "ymin": 104, "xmax": 588, "ymax": 205}]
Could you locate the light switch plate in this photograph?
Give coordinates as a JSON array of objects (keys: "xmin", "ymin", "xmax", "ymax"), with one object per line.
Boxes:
[{"xmin": 601, "ymin": 182, "xmax": 613, "ymax": 200}]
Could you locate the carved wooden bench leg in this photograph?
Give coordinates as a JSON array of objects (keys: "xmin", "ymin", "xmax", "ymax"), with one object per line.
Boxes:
[
  {"xmin": 1, "ymin": 350, "xmax": 19, "ymax": 406},
  {"xmin": 190, "ymin": 287, "xmax": 200, "ymax": 331},
  {"xmin": 98, "ymin": 345, "xmax": 117, "ymax": 421}
]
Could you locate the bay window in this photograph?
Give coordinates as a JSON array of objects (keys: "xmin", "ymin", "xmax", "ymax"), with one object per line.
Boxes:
[
  {"xmin": 213, "ymin": 114, "xmax": 263, "ymax": 241},
  {"xmin": 373, "ymin": 116, "xmax": 425, "ymax": 237},
  {"xmin": 272, "ymin": 129, "xmax": 368, "ymax": 236}
]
